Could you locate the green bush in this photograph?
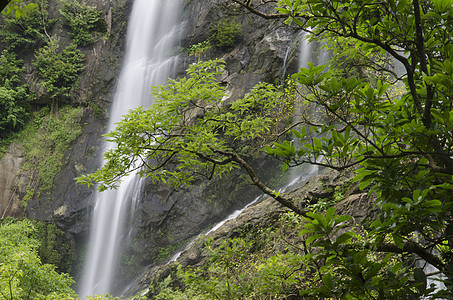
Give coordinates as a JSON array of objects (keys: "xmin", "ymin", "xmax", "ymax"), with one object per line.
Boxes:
[
  {"xmin": 0, "ymin": 218, "xmax": 76, "ymax": 299},
  {"xmin": 60, "ymin": 0, "xmax": 106, "ymax": 47},
  {"xmin": 210, "ymin": 19, "xmax": 242, "ymax": 50},
  {"xmin": 0, "ymin": 0, "xmax": 54, "ymax": 51},
  {"xmin": 33, "ymin": 40, "xmax": 85, "ymax": 102},
  {"xmin": 187, "ymin": 40, "xmax": 212, "ymax": 56},
  {"xmin": 0, "ymin": 50, "xmax": 32, "ymax": 138}
]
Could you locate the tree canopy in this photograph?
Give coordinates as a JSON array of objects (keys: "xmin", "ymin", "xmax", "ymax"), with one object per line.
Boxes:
[
  {"xmin": 1, "ymin": 0, "xmax": 37, "ymax": 18},
  {"xmin": 78, "ymin": 0, "xmax": 453, "ymax": 298},
  {"xmin": 77, "ymin": 59, "xmax": 300, "ymax": 212},
  {"xmin": 0, "ymin": 219, "xmax": 76, "ymax": 299}
]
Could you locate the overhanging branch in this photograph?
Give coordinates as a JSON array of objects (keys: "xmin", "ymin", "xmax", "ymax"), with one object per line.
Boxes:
[
  {"xmin": 231, "ymin": 0, "xmax": 288, "ymax": 19},
  {"xmin": 376, "ymin": 241, "xmax": 444, "ymax": 270},
  {"xmin": 209, "ymin": 148, "xmax": 307, "ymax": 215},
  {"xmin": 1, "ymin": 0, "xmax": 11, "ymax": 13}
]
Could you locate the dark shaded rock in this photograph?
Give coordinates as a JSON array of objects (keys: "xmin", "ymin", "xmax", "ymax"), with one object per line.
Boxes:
[
  {"xmin": 122, "ymin": 154, "xmax": 284, "ymax": 283},
  {"xmin": 2, "ymin": 0, "xmax": 307, "ymax": 293},
  {"xmin": 178, "ymin": 0, "xmax": 300, "ymax": 100},
  {"xmin": 128, "ymin": 169, "xmax": 376, "ymax": 298}
]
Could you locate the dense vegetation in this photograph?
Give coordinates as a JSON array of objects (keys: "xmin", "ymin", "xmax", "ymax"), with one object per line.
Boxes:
[
  {"xmin": 0, "ymin": 218, "xmax": 76, "ymax": 299},
  {"xmin": 0, "ymin": 0, "xmax": 105, "ymax": 190},
  {"xmin": 0, "ymin": 2, "xmax": 103, "ymax": 298},
  {"xmin": 210, "ymin": 19, "xmax": 242, "ymax": 50},
  {"xmin": 60, "ymin": 0, "xmax": 106, "ymax": 47},
  {"xmin": 1, "ymin": 0, "xmax": 452, "ymax": 298},
  {"xmin": 80, "ymin": 0, "xmax": 453, "ymax": 298},
  {"xmin": 34, "ymin": 41, "xmax": 85, "ymax": 105},
  {"xmin": 0, "ymin": 50, "xmax": 31, "ymax": 138}
]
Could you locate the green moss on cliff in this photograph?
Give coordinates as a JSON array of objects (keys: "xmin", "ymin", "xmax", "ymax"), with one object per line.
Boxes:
[{"xmin": 17, "ymin": 106, "xmax": 83, "ymax": 198}]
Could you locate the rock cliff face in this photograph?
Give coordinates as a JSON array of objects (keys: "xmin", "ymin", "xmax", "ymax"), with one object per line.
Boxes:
[
  {"xmin": 1, "ymin": 0, "xmax": 305, "ymax": 292},
  {"xmin": 25, "ymin": 0, "xmax": 133, "ymax": 232},
  {"xmin": 0, "ymin": 143, "xmax": 25, "ymax": 217},
  {"xmin": 128, "ymin": 169, "xmax": 377, "ymax": 298},
  {"xmin": 0, "ymin": 0, "xmax": 133, "ymax": 226}
]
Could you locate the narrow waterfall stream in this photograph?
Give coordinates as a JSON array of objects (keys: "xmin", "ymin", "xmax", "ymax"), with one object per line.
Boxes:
[{"xmin": 79, "ymin": 0, "xmax": 182, "ymax": 297}]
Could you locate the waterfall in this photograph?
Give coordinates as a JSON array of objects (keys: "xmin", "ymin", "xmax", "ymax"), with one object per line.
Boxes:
[
  {"xmin": 298, "ymin": 31, "xmax": 313, "ymax": 69},
  {"xmin": 288, "ymin": 29, "xmax": 329, "ymax": 182},
  {"xmin": 78, "ymin": 0, "xmax": 182, "ymax": 297}
]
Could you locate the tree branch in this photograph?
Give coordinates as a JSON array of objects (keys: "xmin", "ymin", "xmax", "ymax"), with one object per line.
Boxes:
[
  {"xmin": 0, "ymin": 0, "xmax": 10, "ymax": 13},
  {"xmin": 213, "ymin": 148, "xmax": 307, "ymax": 215},
  {"xmin": 376, "ymin": 241, "xmax": 444, "ymax": 270},
  {"xmin": 412, "ymin": 0, "xmax": 434, "ymax": 128},
  {"xmin": 231, "ymin": 0, "xmax": 288, "ymax": 19}
]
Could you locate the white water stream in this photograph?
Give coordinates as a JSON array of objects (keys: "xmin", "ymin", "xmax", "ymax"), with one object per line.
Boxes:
[{"xmin": 79, "ymin": 0, "xmax": 182, "ymax": 297}]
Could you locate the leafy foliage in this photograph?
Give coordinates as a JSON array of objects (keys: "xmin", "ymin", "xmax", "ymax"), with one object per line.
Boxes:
[
  {"xmin": 0, "ymin": 0, "xmax": 54, "ymax": 51},
  {"xmin": 257, "ymin": 0, "xmax": 453, "ymax": 297},
  {"xmin": 187, "ymin": 40, "xmax": 212, "ymax": 56},
  {"xmin": 33, "ymin": 40, "xmax": 85, "ymax": 102},
  {"xmin": 1, "ymin": 0, "xmax": 38, "ymax": 18},
  {"xmin": 0, "ymin": 50, "xmax": 32, "ymax": 138},
  {"xmin": 78, "ymin": 59, "xmax": 293, "ymax": 194},
  {"xmin": 150, "ymin": 211, "xmax": 325, "ymax": 299},
  {"xmin": 298, "ymin": 207, "xmax": 429, "ymax": 298},
  {"xmin": 155, "ymin": 207, "xmax": 434, "ymax": 299},
  {"xmin": 0, "ymin": 218, "xmax": 76, "ymax": 299},
  {"xmin": 60, "ymin": 0, "xmax": 106, "ymax": 47},
  {"xmin": 210, "ymin": 19, "xmax": 242, "ymax": 50}
]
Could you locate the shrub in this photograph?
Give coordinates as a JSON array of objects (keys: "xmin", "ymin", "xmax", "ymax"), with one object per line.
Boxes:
[
  {"xmin": 187, "ymin": 40, "xmax": 212, "ymax": 56},
  {"xmin": 0, "ymin": 218, "xmax": 76, "ymax": 299},
  {"xmin": 210, "ymin": 19, "xmax": 242, "ymax": 50},
  {"xmin": 60, "ymin": 0, "xmax": 107, "ymax": 47},
  {"xmin": 0, "ymin": 0, "xmax": 54, "ymax": 51},
  {"xmin": 33, "ymin": 40, "xmax": 85, "ymax": 102},
  {"xmin": 0, "ymin": 50, "xmax": 32, "ymax": 138}
]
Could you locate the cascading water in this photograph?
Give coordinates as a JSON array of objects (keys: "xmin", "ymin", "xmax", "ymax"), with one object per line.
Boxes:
[
  {"xmin": 79, "ymin": 0, "xmax": 182, "ymax": 297},
  {"xmin": 298, "ymin": 31, "xmax": 313, "ymax": 69},
  {"xmin": 289, "ymin": 29, "xmax": 329, "ymax": 181}
]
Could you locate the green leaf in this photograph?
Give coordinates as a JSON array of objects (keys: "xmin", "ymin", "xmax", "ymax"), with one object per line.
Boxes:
[
  {"xmin": 306, "ymin": 233, "xmax": 324, "ymax": 245},
  {"xmin": 359, "ymin": 177, "xmax": 373, "ymax": 190},
  {"xmin": 334, "ymin": 232, "xmax": 354, "ymax": 245},
  {"xmin": 282, "ymin": 163, "xmax": 289, "ymax": 172},
  {"xmin": 313, "ymin": 138, "xmax": 323, "ymax": 149},
  {"xmin": 292, "ymin": 129, "xmax": 302, "ymax": 139},
  {"xmin": 392, "ymin": 234, "xmax": 405, "ymax": 249},
  {"xmin": 264, "ymin": 145, "xmax": 274, "ymax": 154},
  {"xmin": 422, "ymin": 200, "xmax": 441, "ymax": 208},
  {"xmin": 325, "ymin": 206, "xmax": 336, "ymax": 222},
  {"xmin": 322, "ymin": 274, "xmax": 334, "ymax": 289},
  {"xmin": 334, "ymin": 215, "xmax": 352, "ymax": 224},
  {"xmin": 414, "ymin": 268, "xmax": 427, "ymax": 292}
]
